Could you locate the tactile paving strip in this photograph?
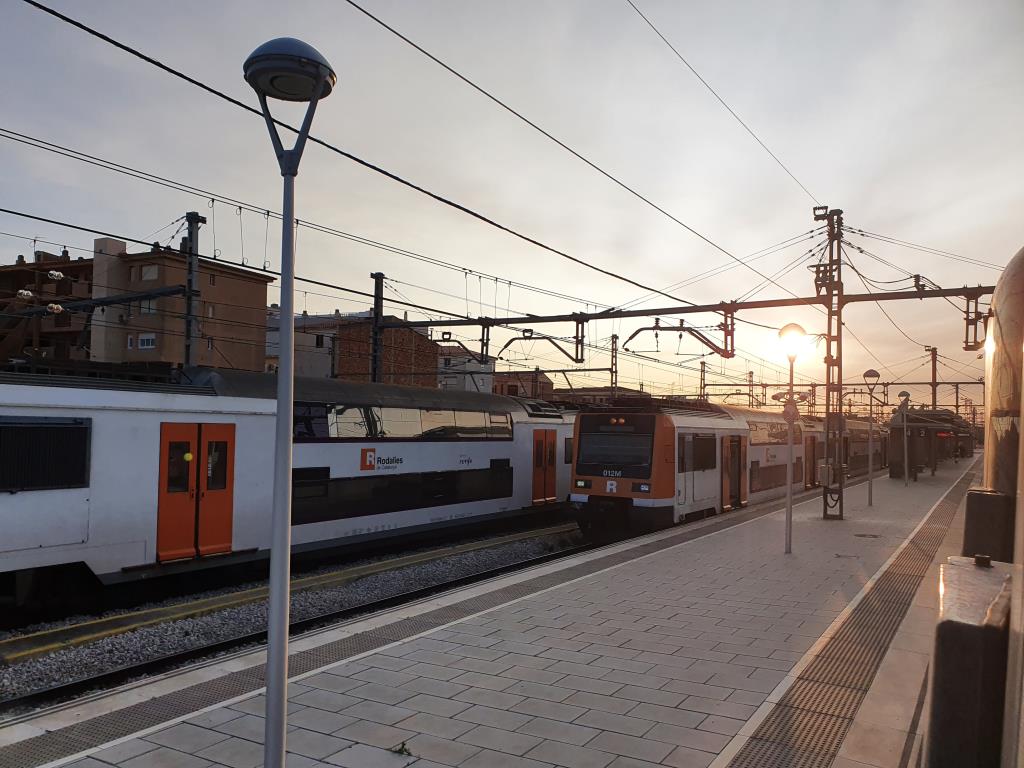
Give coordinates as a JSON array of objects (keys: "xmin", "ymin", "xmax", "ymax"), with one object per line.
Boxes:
[
  {"xmin": 0, "ymin": 492, "xmax": 790, "ymax": 768},
  {"xmin": 728, "ymin": 468, "xmax": 975, "ymax": 767}
]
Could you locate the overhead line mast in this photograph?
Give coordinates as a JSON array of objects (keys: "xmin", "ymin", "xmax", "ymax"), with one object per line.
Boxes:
[{"xmin": 813, "ymin": 207, "xmax": 845, "ymax": 520}]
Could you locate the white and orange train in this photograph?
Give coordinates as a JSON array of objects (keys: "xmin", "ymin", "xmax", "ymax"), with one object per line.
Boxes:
[
  {"xmin": 569, "ymin": 400, "xmax": 887, "ymax": 536},
  {"xmin": 0, "ymin": 368, "xmax": 574, "ymax": 604}
]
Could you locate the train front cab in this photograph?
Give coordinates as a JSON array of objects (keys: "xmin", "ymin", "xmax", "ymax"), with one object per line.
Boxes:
[
  {"xmin": 570, "ymin": 412, "xmax": 673, "ymax": 537},
  {"xmin": 570, "ymin": 411, "xmax": 748, "ymax": 538}
]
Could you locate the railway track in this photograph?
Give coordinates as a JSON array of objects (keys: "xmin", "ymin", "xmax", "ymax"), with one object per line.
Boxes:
[
  {"xmin": 0, "ymin": 521, "xmax": 577, "ymax": 666},
  {"xmin": 0, "ymin": 530, "xmax": 588, "ymax": 714}
]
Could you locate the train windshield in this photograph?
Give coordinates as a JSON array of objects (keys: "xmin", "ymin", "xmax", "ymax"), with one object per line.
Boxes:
[
  {"xmin": 576, "ymin": 414, "xmax": 656, "ymax": 479},
  {"xmin": 577, "ymin": 433, "xmax": 652, "ymax": 466}
]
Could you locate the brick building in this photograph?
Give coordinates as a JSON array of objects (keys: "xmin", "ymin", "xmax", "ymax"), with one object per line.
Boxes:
[
  {"xmin": 1, "ymin": 238, "xmax": 272, "ymax": 371},
  {"xmin": 269, "ymin": 311, "xmax": 440, "ymax": 388},
  {"xmin": 492, "ymin": 370, "xmax": 554, "ymax": 399}
]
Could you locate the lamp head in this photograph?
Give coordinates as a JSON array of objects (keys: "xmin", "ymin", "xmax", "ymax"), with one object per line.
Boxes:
[
  {"xmin": 898, "ymin": 390, "xmax": 911, "ymax": 400},
  {"xmin": 863, "ymin": 368, "xmax": 880, "ymax": 391},
  {"xmin": 244, "ymin": 37, "xmax": 336, "ymax": 102},
  {"xmin": 778, "ymin": 322, "xmax": 807, "ymax": 362}
]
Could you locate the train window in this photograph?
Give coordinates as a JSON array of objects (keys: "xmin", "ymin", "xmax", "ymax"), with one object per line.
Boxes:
[
  {"xmin": 677, "ymin": 434, "xmax": 685, "ymax": 472},
  {"xmin": 291, "ymin": 460, "xmax": 514, "ymax": 524},
  {"xmin": 564, "ymin": 437, "xmax": 573, "ymax": 464},
  {"xmin": 378, "ymin": 407, "xmax": 422, "ymax": 439},
  {"xmin": 421, "ymin": 409, "xmax": 458, "ymax": 438},
  {"xmin": 294, "ymin": 403, "xmax": 330, "ymax": 439},
  {"xmin": 330, "ymin": 406, "xmax": 373, "ymax": 439},
  {"xmin": 692, "ymin": 435, "xmax": 716, "ymax": 471},
  {"xmin": 455, "ymin": 411, "xmax": 487, "ymax": 438},
  {"xmin": 488, "ymin": 412, "xmax": 513, "ymax": 439},
  {"xmin": 206, "ymin": 441, "xmax": 228, "ymax": 490},
  {"xmin": 0, "ymin": 417, "xmax": 91, "ymax": 492},
  {"xmin": 166, "ymin": 441, "xmax": 191, "ymax": 493}
]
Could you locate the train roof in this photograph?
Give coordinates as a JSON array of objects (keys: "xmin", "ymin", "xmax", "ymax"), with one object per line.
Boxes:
[
  {"xmin": 0, "ymin": 367, "xmax": 556, "ymax": 414},
  {"xmin": 184, "ymin": 368, "xmax": 529, "ymax": 412}
]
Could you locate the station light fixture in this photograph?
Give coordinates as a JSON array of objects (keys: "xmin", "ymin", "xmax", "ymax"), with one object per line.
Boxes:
[
  {"xmin": 863, "ymin": 368, "xmax": 880, "ymax": 393},
  {"xmin": 778, "ymin": 322, "xmax": 808, "ymax": 362},
  {"xmin": 863, "ymin": 368, "xmax": 880, "ymax": 506},
  {"xmin": 244, "ymin": 36, "xmax": 336, "ymax": 768}
]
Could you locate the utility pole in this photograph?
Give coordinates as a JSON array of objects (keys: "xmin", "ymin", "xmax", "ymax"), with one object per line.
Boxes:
[
  {"xmin": 814, "ymin": 206, "xmax": 845, "ymax": 520},
  {"xmin": 955, "ymin": 383, "xmax": 960, "ymax": 415},
  {"xmin": 699, "ymin": 360, "xmax": 707, "ymax": 400},
  {"xmin": 610, "ymin": 334, "xmax": 618, "ymax": 400},
  {"xmin": 748, "ymin": 370, "xmax": 755, "ymax": 407},
  {"xmin": 926, "ymin": 346, "xmax": 938, "ymax": 409},
  {"xmin": 370, "ymin": 272, "xmax": 384, "ymax": 383},
  {"xmin": 184, "ymin": 211, "xmax": 206, "ymax": 366}
]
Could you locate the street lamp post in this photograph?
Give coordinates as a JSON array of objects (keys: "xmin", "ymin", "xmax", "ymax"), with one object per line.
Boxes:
[
  {"xmin": 898, "ymin": 390, "xmax": 911, "ymax": 488},
  {"xmin": 243, "ymin": 38, "xmax": 336, "ymax": 768},
  {"xmin": 778, "ymin": 323, "xmax": 806, "ymax": 554},
  {"xmin": 863, "ymin": 369, "xmax": 879, "ymax": 506}
]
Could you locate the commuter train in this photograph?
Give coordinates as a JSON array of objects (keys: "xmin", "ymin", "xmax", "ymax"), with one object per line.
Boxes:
[
  {"xmin": 570, "ymin": 400, "xmax": 888, "ymax": 536},
  {"xmin": 0, "ymin": 369, "xmax": 574, "ymax": 604}
]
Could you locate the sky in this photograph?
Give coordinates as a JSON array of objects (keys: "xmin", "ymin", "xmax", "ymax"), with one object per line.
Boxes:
[{"xmin": 1, "ymin": 0, "xmax": 1020, "ymax": 413}]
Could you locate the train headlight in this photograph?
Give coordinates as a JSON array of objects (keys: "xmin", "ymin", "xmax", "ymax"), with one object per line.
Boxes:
[
  {"xmin": 632, "ymin": 482, "xmax": 651, "ymax": 493},
  {"xmin": 575, "ymin": 479, "xmax": 591, "ymax": 489}
]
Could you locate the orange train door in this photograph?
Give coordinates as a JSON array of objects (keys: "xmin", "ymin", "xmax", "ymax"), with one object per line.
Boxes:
[
  {"xmin": 157, "ymin": 423, "xmax": 235, "ymax": 562},
  {"xmin": 158, "ymin": 423, "xmax": 199, "ymax": 561},
  {"xmin": 804, "ymin": 435, "xmax": 816, "ymax": 487},
  {"xmin": 721, "ymin": 436, "xmax": 732, "ymax": 512},
  {"xmin": 738, "ymin": 437, "xmax": 748, "ymax": 507},
  {"xmin": 544, "ymin": 429, "xmax": 557, "ymax": 502},
  {"xmin": 532, "ymin": 428, "xmax": 557, "ymax": 505},
  {"xmin": 197, "ymin": 423, "xmax": 235, "ymax": 556}
]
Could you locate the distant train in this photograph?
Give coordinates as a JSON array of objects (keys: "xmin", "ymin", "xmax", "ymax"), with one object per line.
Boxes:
[
  {"xmin": 0, "ymin": 369, "xmax": 574, "ymax": 604},
  {"xmin": 570, "ymin": 400, "xmax": 888, "ymax": 536}
]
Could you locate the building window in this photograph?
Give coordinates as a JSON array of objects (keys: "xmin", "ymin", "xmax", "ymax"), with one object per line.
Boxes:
[
  {"xmin": 315, "ymin": 334, "xmax": 324, "ymax": 348},
  {"xmin": 128, "ymin": 265, "xmax": 136, "ymax": 282},
  {"xmin": 207, "ymin": 304, "xmax": 214, "ymax": 319},
  {"xmin": 444, "ymin": 357, "xmax": 451, "ymax": 368},
  {"xmin": 138, "ymin": 333, "xmax": 156, "ymax": 349},
  {"xmin": 140, "ymin": 299, "xmax": 157, "ymax": 314},
  {"xmin": 127, "ymin": 335, "xmax": 134, "ymax": 350},
  {"xmin": 207, "ymin": 337, "xmax": 213, "ymax": 351},
  {"xmin": 209, "ymin": 273, "xmax": 216, "ymax": 286},
  {"xmin": 507, "ymin": 384, "xmax": 519, "ymax": 396},
  {"xmin": 140, "ymin": 264, "xmax": 158, "ymax": 280},
  {"xmin": 0, "ymin": 417, "xmax": 91, "ymax": 492}
]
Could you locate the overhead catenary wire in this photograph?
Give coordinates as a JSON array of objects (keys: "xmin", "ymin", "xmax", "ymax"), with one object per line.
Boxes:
[
  {"xmin": 337, "ymin": 0, "xmax": 817, "ymax": 312},
  {"xmin": 0, "ymin": 212, "xmax": 719, "ymax": 383},
  {"xmin": 0, "ymin": 126, "xmax": 706, "ymax": 313},
  {"xmin": 622, "ymin": 0, "xmax": 819, "ymax": 204},
  {"xmin": 14, "ymin": 3, "xmax": 992, "ymax": 394},
  {"xmin": 18, "ymin": 0, "xmax": 743, "ymax": 314},
  {"xmin": 844, "ymin": 252, "xmax": 926, "ymax": 347},
  {"xmin": 846, "ymin": 225, "xmax": 1002, "ymax": 270}
]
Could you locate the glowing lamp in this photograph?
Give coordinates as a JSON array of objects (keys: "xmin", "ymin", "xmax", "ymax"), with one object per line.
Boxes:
[{"xmin": 777, "ymin": 323, "xmax": 807, "ymax": 362}]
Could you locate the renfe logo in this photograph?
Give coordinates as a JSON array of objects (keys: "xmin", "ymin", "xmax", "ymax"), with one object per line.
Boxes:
[
  {"xmin": 360, "ymin": 448, "xmax": 376, "ymax": 471},
  {"xmin": 360, "ymin": 448, "xmax": 404, "ymax": 471}
]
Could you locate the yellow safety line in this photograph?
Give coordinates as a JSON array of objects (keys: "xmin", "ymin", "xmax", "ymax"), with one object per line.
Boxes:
[{"xmin": 2, "ymin": 522, "xmax": 577, "ymax": 664}]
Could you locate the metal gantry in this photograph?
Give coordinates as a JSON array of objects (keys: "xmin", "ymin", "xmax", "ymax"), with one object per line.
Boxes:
[{"xmin": 370, "ymin": 206, "xmax": 995, "ymax": 519}]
